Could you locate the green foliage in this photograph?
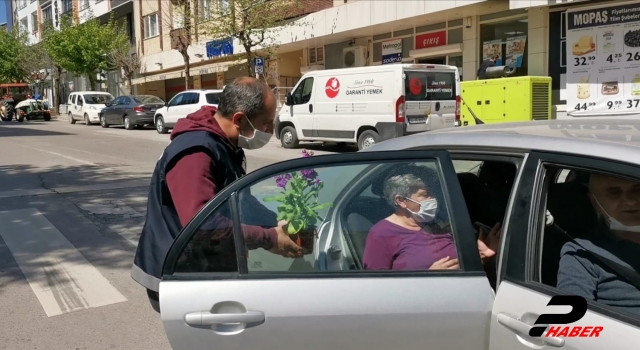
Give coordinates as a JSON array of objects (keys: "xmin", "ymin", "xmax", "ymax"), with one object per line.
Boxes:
[
  {"xmin": 0, "ymin": 26, "xmax": 32, "ymax": 82},
  {"xmin": 263, "ymin": 150, "xmax": 333, "ymax": 235},
  {"xmin": 43, "ymin": 13, "xmax": 130, "ymax": 87}
]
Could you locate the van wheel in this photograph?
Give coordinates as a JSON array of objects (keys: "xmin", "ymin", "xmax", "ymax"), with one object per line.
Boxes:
[
  {"xmin": 280, "ymin": 126, "xmax": 299, "ymax": 149},
  {"xmin": 69, "ymin": 112, "xmax": 76, "ymax": 124},
  {"xmin": 84, "ymin": 113, "xmax": 91, "ymax": 126},
  {"xmin": 357, "ymin": 130, "xmax": 380, "ymax": 150}
]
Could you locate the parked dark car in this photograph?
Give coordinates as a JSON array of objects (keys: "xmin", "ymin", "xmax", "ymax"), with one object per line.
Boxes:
[{"xmin": 99, "ymin": 95, "xmax": 165, "ymax": 130}]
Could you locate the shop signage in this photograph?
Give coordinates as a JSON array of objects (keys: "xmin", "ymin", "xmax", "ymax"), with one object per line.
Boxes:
[
  {"xmin": 415, "ymin": 31, "xmax": 447, "ymax": 50},
  {"xmin": 381, "ymin": 38, "xmax": 402, "ymax": 64},
  {"xmin": 206, "ymin": 38, "xmax": 233, "ymax": 59},
  {"xmin": 566, "ymin": 0, "xmax": 640, "ymax": 116}
]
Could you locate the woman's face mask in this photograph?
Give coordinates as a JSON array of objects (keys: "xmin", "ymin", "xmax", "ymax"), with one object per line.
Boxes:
[
  {"xmin": 405, "ymin": 197, "xmax": 438, "ymax": 223},
  {"xmin": 238, "ymin": 115, "xmax": 272, "ymax": 150}
]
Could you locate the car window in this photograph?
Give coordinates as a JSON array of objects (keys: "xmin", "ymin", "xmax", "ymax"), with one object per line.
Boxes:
[
  {"xmin": 205, "ymin": 93, "xmax": 221, "ymax": 105},
  {"xmin": 77, "ymin": 96, "xmax": 84, "ymax": 105},
  {"xmin": 120, "ymin": 97, "xmax": 131, "ymax": 105},
  {"xmin": 172, "ymin": 159, "xmax": 470, "ymax": 275},
  {"xmin": 536, "ymin": 164, "xmax": 640, "ymax": 320},
  {"xmin": 83, "ymin": 94, "xmax": 113, "ymax": 104},
  {"xmin": 453, "ymin": 160, "xmax": 482, "ymax": 174},
  {"xmin": 110, "ymin": 97, "xmax": 122, "ymax": 105},
  {"xmin": 168, "ymin": 94, "xmax": 184, "ymax": 107},
  {"xmin": 70, "ymin": 94, "xmax": 76, "ymax": 104},
  {"xmin": 133, "ymin": 95, "xmax": 164, "ymax": 104},
  {"xmin": 405, "ymin": 71, "xmax": 456, "ymax": 101},
  {"xmin": 292, "ymin": 78, "xmax": 313, "ymax": 105},
  {"xmin": 182, "ymin": 92, "xmax": 199, "ymax": 105}
]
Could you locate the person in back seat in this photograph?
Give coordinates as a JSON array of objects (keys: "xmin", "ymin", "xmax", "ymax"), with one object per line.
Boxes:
[
  {"xmin": 557, "ymin": 173, "xmax": 640, "ymax": 315},
  {"xmin": 362, "ymin": 165, "xmax": 502, "ymax": 271}
]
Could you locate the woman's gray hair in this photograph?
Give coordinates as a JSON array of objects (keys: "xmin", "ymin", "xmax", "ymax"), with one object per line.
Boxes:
[{"xmin": 383, "ymin": 172, "xmax": 426, "ymax": 208}]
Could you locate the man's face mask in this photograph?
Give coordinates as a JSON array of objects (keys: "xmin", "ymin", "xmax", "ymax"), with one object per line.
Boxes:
[
  {"xmin": 238, "ymin": 115, "xmax": 271, "ymax": 150},
  {"xmin": 404, "ymin": 197, "xmax": 438, "ymax": 223},
  {"xmin": 591, "ymin": 194, "xmax": 640, "ymax": 233}
]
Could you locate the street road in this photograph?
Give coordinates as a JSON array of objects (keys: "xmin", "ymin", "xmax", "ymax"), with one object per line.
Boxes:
[{"xmin": 0, "ymin": 119, "xmax": 349, "ymax": 350}]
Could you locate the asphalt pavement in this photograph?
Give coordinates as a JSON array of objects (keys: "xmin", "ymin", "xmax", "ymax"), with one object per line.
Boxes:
[{"xmin": 0, "ymin": 119, "xmax": 350, "ymax": 350}]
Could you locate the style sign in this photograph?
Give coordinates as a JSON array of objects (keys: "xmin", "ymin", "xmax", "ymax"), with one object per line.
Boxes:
[
  {"xmin": 415, "ymin": 31, "xmax": 447, "ymax": 50},
  {"xmin": 566, "ymin": 0, "xmax": 640, "ymax": 116},
  {"xmin": 381, "ymin": 38, "xmax": 402, "ymax": 65}
]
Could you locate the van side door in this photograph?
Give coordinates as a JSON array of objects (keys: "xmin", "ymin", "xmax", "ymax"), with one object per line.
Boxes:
[{"xmin": 289, "ymin": 77, "xmax": 315, "ymax": 140}]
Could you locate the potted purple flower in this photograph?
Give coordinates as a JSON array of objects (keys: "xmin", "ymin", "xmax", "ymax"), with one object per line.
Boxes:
[{"xmin": 263, "ymin": 149, "xmax": 333, "ymax": 254}]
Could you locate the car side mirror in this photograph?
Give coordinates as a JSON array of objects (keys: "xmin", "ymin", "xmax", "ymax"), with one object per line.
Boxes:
[
  {"xmin": 105, "ymin": 102, "xmax": 111, "ymax": 107},
  {"xmin": 285, "ymin": 92, "xmax": 293, "ymax": 106}
]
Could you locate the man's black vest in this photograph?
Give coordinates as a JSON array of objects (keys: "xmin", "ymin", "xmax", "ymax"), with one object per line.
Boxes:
[{"xmin": 131, "ymin": 130, "xmax": 245, "ymax": 292}]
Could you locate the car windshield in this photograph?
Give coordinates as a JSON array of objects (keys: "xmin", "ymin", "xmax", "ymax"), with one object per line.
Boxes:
[
  {"xmin": 205, "ymin": 93, "xmax": 221, "ymax": 105},
  {"xmin": 5, "ymin": 86, "xmax": 28, "ymax": 95},
  {"xmin": 133, "ymin": 95, "xmax": 164, "ymax": 104},
  {"xmin": 83, "ymin": 94, "xmax": 113, "ymax": 104}
]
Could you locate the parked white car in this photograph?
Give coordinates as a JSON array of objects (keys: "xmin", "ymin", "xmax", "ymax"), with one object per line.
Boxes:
[
  {"xmin": 67, "ymin": 91, "xmax": 115, "ymax": 125},
  {"xmin": 153, "ymin": 89, "xmax": 223, "ymax": 134}
]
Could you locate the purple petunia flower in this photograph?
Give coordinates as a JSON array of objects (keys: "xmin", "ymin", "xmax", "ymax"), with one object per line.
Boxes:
[
  {"xmin": 300, "ymin": 169, "xmax": 317, "ymax": 180},
  {"xmin": 314, "ymin": 178, "xmax": 322, "ymax": 185},
  {"xmin": 275, "ymin": 174, "xmax": 289, "ymax": 188}
]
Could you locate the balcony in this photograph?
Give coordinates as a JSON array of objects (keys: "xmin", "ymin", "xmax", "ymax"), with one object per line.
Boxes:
[
  {"xmin": 170, "ymin": 28, "xmax": 191, "ymax": 51},
  {"xmin": 111, "ymin": 0, "xmax": 132, "ymax": 9}
]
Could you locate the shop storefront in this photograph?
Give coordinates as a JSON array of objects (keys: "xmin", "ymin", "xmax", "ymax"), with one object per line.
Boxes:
[
  {"xmin": 479, "ymin": 12, "xmax": 529, "ymax": 77},
  {"xmin": 372, "ymin": 19, "xmax": 464, "ymax": 79}
]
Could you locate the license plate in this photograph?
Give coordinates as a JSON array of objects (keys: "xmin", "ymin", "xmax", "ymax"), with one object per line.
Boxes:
[
  {"xmin": 408, "ymin": 117, "xmax": 425, "ymax": 124},
  {"xmin": 150, "ymin": 109, "xmax": 156, "ymax": 112}
]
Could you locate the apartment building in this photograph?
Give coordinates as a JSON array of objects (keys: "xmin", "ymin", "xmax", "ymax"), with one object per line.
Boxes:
[{"xmin": 13, "ymin": 0, "xmax": 137, "ymax": 106}]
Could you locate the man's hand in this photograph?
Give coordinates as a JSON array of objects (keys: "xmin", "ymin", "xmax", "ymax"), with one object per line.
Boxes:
[
  {"xmin": 478, "ymin": 222, "xmax": 502, "ymax": 261},
  {"xmin": 268, "ymin": 222, "xmax": 304, "ymax": 258},
  {"xmin": 429, "ymin": 256, "xmax": 459, "ymax": 270}
]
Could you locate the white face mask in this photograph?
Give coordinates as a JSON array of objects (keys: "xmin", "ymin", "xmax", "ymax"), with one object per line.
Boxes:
[
  {"xmin": 405, "ymin": 197, "xmax": 438, "ymax": 223},
  {"xmin": 237, "ymin": 116, "xmax": 272, "ymax": 150},
  {"xmin": 591, "ymin": 194, "xmax": 640, "ymax": 233}
]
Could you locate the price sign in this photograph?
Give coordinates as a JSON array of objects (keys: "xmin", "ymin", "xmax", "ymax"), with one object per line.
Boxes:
[{"xmin": 566, "ymin": 1, "xmax": 640, "ymax": 116}]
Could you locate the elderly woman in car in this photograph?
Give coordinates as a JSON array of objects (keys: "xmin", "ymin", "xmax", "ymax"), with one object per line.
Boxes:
[{"xmin": 362, "ymin": 165, "xmax": 501, "ymax": 271}]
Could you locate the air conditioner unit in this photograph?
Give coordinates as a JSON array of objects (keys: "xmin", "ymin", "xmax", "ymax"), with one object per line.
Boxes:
[
  {"xmin": 343, "ymin": 46, "xmax": 367, "ymax": 68},
  {"xmin": 300, "ymin": 64, "xmax": 325, "ymax": 74}
]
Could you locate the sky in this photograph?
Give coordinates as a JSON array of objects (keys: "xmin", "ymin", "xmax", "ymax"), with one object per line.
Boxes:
[{"xmin": 0, "ymin": 3, "xmax": 6, "ymax": 24}]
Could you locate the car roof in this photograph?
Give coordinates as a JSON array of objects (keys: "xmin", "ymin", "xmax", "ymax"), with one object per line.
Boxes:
[
  {"xmin": 363, "ymin": 118, "xmax": 640, "ymax": 166},
  {"xmin": 180, "ymin": 89, "xmax": 223, "ymax": 93}
]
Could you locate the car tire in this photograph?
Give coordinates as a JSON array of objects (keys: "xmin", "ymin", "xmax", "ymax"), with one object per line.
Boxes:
[
  {"xmin": 17, "ymin": 114, "xmax": 24, "ymax": 122},
  {"xmin": 100, "ymin": 115, "xmax": 109, "ymax": 128},
  {"xmin": 84, "ymin": 113, "xmax": 91, "ymax": 126},
  {"xmin": 124, "ymin": 116, "xmax": 134, "ymax": 130},
  {"xmin": 155, "ymin": 116, "xmax": 168, "ymax": 134},
  {"xmin": 69, "ymin": 112, "xmax": 75, "ymax": 124},
  {"xmin": 357, "ymin": 130, "xmax": 380, "ymax": 151},
  {"xmin": 280, "ymin": 126, "xmax": 299, "ymax": 149},
  {"xmin": 43, "ymin": 114, "xmax": 51, "ymax": 121}
]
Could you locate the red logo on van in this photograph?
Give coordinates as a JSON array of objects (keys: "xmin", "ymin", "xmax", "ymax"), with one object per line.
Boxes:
[
  {"xmin": 409, "ymin": 78, "xmax": 423, "ymax": 95},
  {"xmin": 325, "ymin": 78, "xmax": 340, "ymax": 98}
]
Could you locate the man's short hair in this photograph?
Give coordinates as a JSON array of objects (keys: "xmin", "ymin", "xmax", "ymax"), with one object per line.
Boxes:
[
  {"xmin": 217, "ymin": 77, "xmax": 269, "ymax": 120},
  {"xmin": 491, "ymin": 54, "xmax": 499, "ymax": 60}
]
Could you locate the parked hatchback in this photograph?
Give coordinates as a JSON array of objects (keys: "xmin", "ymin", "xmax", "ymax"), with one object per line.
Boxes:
[
  {"xmin": 153, "ymin": 89, "xmax": 222, "ymax": 134},
  {"xmin": 154, "ymin": 118, "xmax": 640, "ymax": 350},
  {"xmin": 99, "ymin": 95, "xmax": 165, "ymax": 130}
]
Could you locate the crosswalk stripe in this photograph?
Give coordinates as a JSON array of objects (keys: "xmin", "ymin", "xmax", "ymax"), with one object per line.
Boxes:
[{"xmin": 0, "ymin": 208, "xmax": 128, "ymax": 317}]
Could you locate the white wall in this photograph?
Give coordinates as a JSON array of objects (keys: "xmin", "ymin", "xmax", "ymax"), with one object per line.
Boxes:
[
  {"xmin": 509, "ymin": 0, "xmax": 588, "ymax": 9},
  {"xmin": 15, "ymin": 0, "xmax": 39, "ymax": 44},
  {"xmin": 141, "ymin": 0, "xmax": 490, "ymax": 72},
  {"xmin": 79, "ymin": 0, "xmax": 111, "ymax": 22}
]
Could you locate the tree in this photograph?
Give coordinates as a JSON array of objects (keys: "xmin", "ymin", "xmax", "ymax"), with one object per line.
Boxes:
[
  {"xmin": 197, "ymin": 0, "xmax": 306, "ymax": 76},
  {"xmin": 164, "ymin": 0, "xmax": 193, "ymax": 88},
  {"xmin": 0, "ymin": 26, "xmax": 36, "ymax": 83},
  {"xmin": 43, "ymin": 13, "xmax": 130, "ymax": 90},
  {"xmin": 106, "ymin": 44, "xmax": 142, "ymax": 93}
]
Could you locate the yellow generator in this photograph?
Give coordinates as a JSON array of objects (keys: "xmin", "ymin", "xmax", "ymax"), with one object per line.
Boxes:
[{"xmin": 459, "ymin": 76, "xmax": 552, "ymax": 126}]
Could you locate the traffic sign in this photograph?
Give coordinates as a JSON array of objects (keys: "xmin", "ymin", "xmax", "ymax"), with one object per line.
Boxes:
[
  {"xmin": 255, "ymin": 65, "xmax": 264, "ymax": 74},
  {"xmin": 253, "ymin": 57, "xmax": 264, "ymax": 67}
]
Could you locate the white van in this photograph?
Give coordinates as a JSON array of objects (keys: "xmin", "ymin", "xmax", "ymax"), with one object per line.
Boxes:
[
  {"xmin": 67, "ymin": 91, "xmax": 114, "ymax": 125},
  {"xmin": 274, "ymin": 64, "xmax": 460, "ymax": 150}
]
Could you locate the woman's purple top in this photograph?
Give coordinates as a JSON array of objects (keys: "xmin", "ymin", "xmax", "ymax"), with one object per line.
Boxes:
[{"xmin": 362, "ymin": 219, "xmax": 458, "ymax": 270}]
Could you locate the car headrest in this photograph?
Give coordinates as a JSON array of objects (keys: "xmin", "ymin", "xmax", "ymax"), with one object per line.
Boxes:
[
  {"xmin": 479, "ymin": 161, "xmax": 517, "ymax": 187},
  {"xmin": 546, "ymin": 180, "xmax": 598, "ymax": 239}
]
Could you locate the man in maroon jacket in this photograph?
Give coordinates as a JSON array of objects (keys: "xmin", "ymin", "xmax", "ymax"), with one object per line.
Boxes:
[{"xmin": 132, "ymin": 77, "xmax": 303, "ymax": 312}]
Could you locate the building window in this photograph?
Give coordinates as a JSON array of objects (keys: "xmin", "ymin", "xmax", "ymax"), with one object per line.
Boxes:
[
  {"xmin": 20, "ymin": 17, "xmax": 28, "ymax": 32},
  {"xmin": 18, "ymin": 0, "xmax": 27, "ymax": 10},
  {"xmin": 199, "ymin": 0, "xmax": 213, "ymax": 20},
  {"xmin": 30, "ymin": 11, "xmax": 37, "ymax": 34},
  {"xmin": 479, "ymin": 18, "xmax": 529, "ymax": 77},
  {"xmin": 309, "ymin": 47, "xmax": 324, "ymax": 65},
  {"xmin": 143, "ymin": 13, "xmax": 160, "ymax": 39},
  {"xmin": 42, "ymin": 6, "xmax": 53, "ymax": 29},
  {"xmin": 80, "ymin": 0, "xmax": 90, "ymax": 11},
  {"xmin": 61, "ymin": 0, "xmax": 74, "ymax": 15}
]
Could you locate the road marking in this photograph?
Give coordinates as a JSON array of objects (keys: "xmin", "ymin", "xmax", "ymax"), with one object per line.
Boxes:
[
  {"xmin": 18, "ymin": 144, "xmax": 96, "ymax": 165},
  {"xmin": 0, "ymin": 179, "xmax": 151, "ymax": 199},
  {"xmin": 0, "ymin": 208, "xmax": 128, "ymax": 317}
]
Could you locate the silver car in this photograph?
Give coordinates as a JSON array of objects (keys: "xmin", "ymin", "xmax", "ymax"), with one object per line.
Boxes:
[{"xmin": 158, "ymin": 119, "xmax": 640, "ymax": 350}]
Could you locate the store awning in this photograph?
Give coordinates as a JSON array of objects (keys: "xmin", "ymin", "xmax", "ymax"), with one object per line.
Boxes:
[
  {"xmin": 130, "ymin": 70, "xmax": 185, "ymax": 85},
  {"xmin": 189, "ymin": 58, "xmax": 247, "ymax": 76},
  {"xmin": 409, "ymin": 43, "xmax": 463, "ymax": 59}
]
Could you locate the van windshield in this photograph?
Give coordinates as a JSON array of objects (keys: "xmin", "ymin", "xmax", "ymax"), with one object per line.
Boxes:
[{"xmin": 405, "ymin": 71, "xmax": 456, "ymax": 101}]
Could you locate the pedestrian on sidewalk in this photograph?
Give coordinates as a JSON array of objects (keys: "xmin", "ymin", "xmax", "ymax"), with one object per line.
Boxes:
[{"xmin": 131, "ymin": 77, "xmax": 304, "ymax": 313}]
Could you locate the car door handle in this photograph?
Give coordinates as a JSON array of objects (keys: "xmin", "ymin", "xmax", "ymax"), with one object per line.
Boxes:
[
  {"xmin": 497, "ymin": 313, "xmax": 565, "ymax": 347},
  {"xmin": 309, "ymin": 104, "xmax": 313, "ymax": 113},
  {"xmin": 184, "ymin": 310, "xmax": 265, "ymax": 326}
]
